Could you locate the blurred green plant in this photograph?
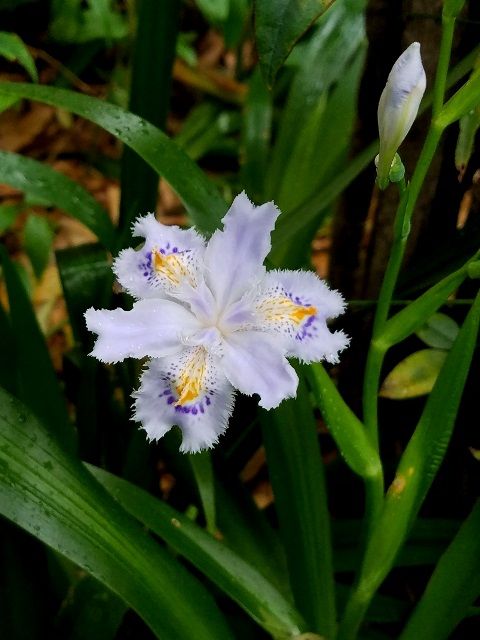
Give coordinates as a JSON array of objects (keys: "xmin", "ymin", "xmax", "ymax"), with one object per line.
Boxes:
[{"xmin": 0, "ymin": 0, "xmax": 479, "ymax": 638}]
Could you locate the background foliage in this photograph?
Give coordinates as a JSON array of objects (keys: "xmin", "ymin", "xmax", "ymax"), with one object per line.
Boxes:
[{"xmin": 0, "ymin": 1, "xmax": 479, "ymax": 639}]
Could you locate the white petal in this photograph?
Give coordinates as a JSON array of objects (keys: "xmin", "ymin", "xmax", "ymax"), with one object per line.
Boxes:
[
  {"xmin": 85, "ymin": 299, "xmax": 200, "ymax": 364},
  {"xmin": 133, "ymin": 349, "xmax": 235, "ymax": 453},
  {"xmin": 203, "ymin": 192, "xmax": 281, "ymax": 309},
  {"xmin": 253, "ymin": 270, "xmax": 349, "ymax": 364},
  {"xmin": 377, "ymin": 42, "xmax": 426, "ymax": 187},
  {"xmin": 221, "ymin": 331, "xmax": 298, "ymax": 410},
  {"xmin": 113, "ymin": 214, "xmax": 206, "ymax": 299}
]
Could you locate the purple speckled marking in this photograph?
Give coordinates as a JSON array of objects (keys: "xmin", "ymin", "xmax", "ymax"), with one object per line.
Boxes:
[{"xmin": 159, "ymin": 375, "xmax": 214, "ymax": 416}]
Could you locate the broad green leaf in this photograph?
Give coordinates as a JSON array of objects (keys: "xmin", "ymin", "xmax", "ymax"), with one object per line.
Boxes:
[
  {"xmin": 0, "ymin": 93, "xmax": 18, "ymax": 113},
  {"xmin": 0, "ymin": 151, "xmax": 115, "ymax": 250},
  {"xmin": 189, "ymin": 451, "xmax": 216, "ymax": 535},
  {"xmin": 196, "ymin": 0, "xmax": 229, "ymax": 22},
  {"xmin": 416, "ymin": 312, "xmax": 459, "ymax": 349},
  {"xmin": 49, "ymin": 0, "xmax": 128, "ymax": 44},
  {"xmin": 380, "ymin": 349, "xmax": 447, "ymax": 400},
  {"xmin": 23, "ymin": 214, "xmax": 54, "ymax": 279},
  {"xmin": 176, "ymin": 33, "xmax": 197, "ymax": 66},
  {"xmin": 0, "ymin": 246, "xmax": 75, "ymax": 452},
  {"xmin": 0, "ymin": 83, "xmax": 226, "ymax": 234},
  {"xmin": 223, "ymin": 0, "xmax": 249, "ymax": 48},
  {"xmin": 308, "ymin": 364, "xmax": 381, "ymax": 478},
  {"xmin": 90, "ymin": 465, "xmax": 307, "ymax": 639},
  {"xmin": 176, "ymin": 104, "xmax": 240, "ymax": 162},
  {"xmin": 399, "ymin": 501, "xmax": 480, "ymax": 640},
  {"xmin": 342, "ymin": 292, "xmax": 480, "ymax": 638},
  {"xmin": 255, "ymin": 0, "xmax": 335, "ymax": 86},
  {"xmin": 0, "ymin": 31, "xmax": 37, "ymax": 82},
  {"xmin": 0, "ymin": 203, "xmax": 20, "ymax": 234},
  {"xmin": 261, "ymin": 375, "xmax": 336, "ymax": 636},
  {"xmin": 0, "ymin": 387, "xmax": 233, "ymax": 640}
]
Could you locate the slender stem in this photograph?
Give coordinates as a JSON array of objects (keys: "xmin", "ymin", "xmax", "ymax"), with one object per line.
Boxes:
[
  {"xmin": 432, "ymin": 15, "xmax": 456, "ymax": 118},
  {"xmin": 344, "ymin": 15, "xmax": 458, "ymax": 639}
]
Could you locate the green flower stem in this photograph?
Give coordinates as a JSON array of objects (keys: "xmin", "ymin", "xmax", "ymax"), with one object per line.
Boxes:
[
  {"xmin": 432, "ymin": 13, "xmax": 456, "ymax": 117},
  {"xmin": 347, "ymin": 14, "xmax": 460, "ymax": 639},
  {"xmin": 363, "ymin": 122, "xmax": 444, "ymax": 446},
  {"xmin": 363, "ymin": 4, "xmax": 458, "ymax": 445}
]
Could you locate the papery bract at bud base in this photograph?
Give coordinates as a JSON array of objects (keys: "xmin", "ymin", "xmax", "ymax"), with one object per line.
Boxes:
[{"xmin": 377, "ymin": 42, "xmax": 426, "ymax": 189}]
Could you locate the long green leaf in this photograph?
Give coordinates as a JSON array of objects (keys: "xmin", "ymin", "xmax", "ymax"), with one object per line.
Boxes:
[
  {"xmin": 240, "ymin": 67, "xmax": 273, "ymax": 201},
  {"xmin": 0, "ymin": 31, "xmax": 37, "ymax": 82},
  {"xmin": 266, "ymin": 1, "xmax": 365, "ymax": 210},
  {"xmin": 307, "ymin": 364, "xmax": 381, "ymax": 479},
  {"xmin": 119, "ymin": 0, "xmax": 180, "ymax": 233},
  {"xmin": 0, "ymin": 82, "xmax": 226, "ymax": 234},
  {"xmin": 0, "ymin": 246, "xmax": 75, "ymax": 452},
  {"xmin": 0, "ymin": 150, "xmax": 115, "ymax": 250},
  {"xmin": 339, "ymin": 291, "xmax": 480, "ymax": 640},
  {"xmin": 90, "ymin": 465, "xmax": 306, "ymax": 639},
  {"xmin": 189, "ymin": 451, "xmax": 217, "ymax": 535},
  {"xmin": 215, "ymin": 480, "xmax": 291, "ymax": 597},
  {"xmin": 56, "ymin": 244, "xmax": 113, "ymax": 462},
  {"xmin": 55, "ymin": 574, "xmax": 126, "ymax": 640},
  {"xmin": 255, "ymin": 0, "xmax": 335, "ymax": 86},
  {"xmin": 375, "ymin": 260, "xmax": 475, "ymax": 350},
  {"xmin": 0, "ymin": 386, "xmax": 233, "ymax": 640},
  {"xmin": 0, "ymin": 301, "xmax": 16, "ymax": 395},
  {"xmin": 261, "ymin": 375, "xmax": 336, "ymax": 637},
  {"xmin": 399, "ymin": 501, "xmax": 480, "ymax": 640}
]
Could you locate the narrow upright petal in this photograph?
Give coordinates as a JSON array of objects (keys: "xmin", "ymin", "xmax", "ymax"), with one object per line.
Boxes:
[
  {"xmin": 133, "ymin": 350, "xmax": 235, "ymax": 453},
  {"xmin": 203, "ymin": 192, "xmax": 281, "ymax": 309},
  {"xmin": 221, "ymin": 331, "xmax": 298, "ymax": 410},
  {"xmin": 253, "ymin": 270, "xmax": 349, "ymax": 363},
  {"xmin": 377, "ymin": 42, "xmax": 426, "ymax": 188},
  {"xmin": 85, "ymin": 299, "xmax": 200, "ymax": 363},
  {"xmin": 113, "ymin": 214, "xmax": 206, "ymax": 299}
]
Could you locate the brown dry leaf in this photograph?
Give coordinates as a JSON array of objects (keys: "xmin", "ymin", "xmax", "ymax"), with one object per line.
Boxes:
[
  {"xmin": 0, "ymin": 103, "xmax": 54, "ymax": 152},
  {"xmin": 240, "ymin": 446, "xmax": 266, "ymax": 483},
  {"xmin": 312, "ymin": 234, "xmax": 331, "ymax": 279},
  {"xmin": 252, "ymin": 479, "xmax": 274, "ymax": 510}
]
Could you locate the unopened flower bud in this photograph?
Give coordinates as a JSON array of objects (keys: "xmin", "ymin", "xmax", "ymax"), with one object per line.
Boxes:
[{"xmin": 376, "ymin": 42, "xmax": 426, "ymax": 189}]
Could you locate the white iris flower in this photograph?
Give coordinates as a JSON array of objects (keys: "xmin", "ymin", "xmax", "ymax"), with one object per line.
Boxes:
[
  {"xmin": 376, "ymin": 42, "xmax": 426, "ymax": 189},
  {"xmin": 85, "ymin": 193, "xmax": 348, "ymax": 452}
]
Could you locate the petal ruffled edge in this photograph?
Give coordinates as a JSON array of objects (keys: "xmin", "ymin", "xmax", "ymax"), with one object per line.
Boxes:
[
  {"xmin": 133, "ymin": 349, "xmax": 235, "ymax": 453},
  {"xmin": 85, "ymin": 298, "xmax": 200, "ymax": 364},
  {"xmin": 113, "ymin": 214, "xmax": 206, "ymax": 299},
  {"xmin": 253, "ymin": 269, "xmax": 349, "ymax": 364},
  {"xmin": 203, "ymin": 192, "xmax": 281, "ymax": 309}
]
